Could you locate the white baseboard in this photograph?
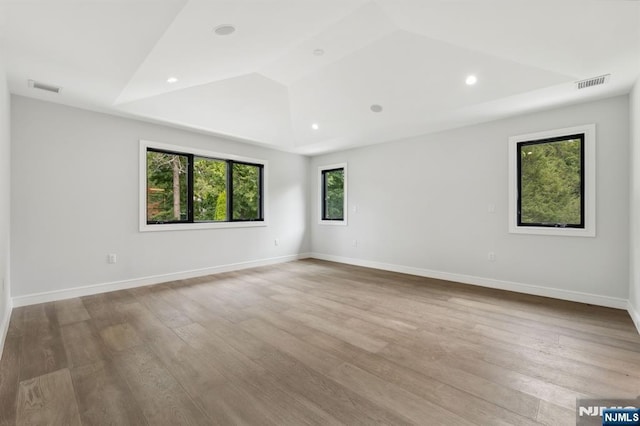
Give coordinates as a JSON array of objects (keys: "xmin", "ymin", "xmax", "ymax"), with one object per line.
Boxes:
[
  {"xmin": 0, "ymin": 295, "xmax": 12, "ymax": 362},
  {"xmin": 12, "ymin": 253, "xmax": 311, "ymax": 308},
  {"xmin": 310, "ymin": 253, "xmax": 629, "ymax": 310},
  {"xmin": 628, "ymin": 301, "xmax": 640, "ymax": 335}
]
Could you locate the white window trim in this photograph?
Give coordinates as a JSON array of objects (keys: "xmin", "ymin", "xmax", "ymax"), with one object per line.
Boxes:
[
  {"xmin": 139, "ymin": 139, "xmax": 268, "ymax": 232},
  {"xmin": 508, "ymin": 124, "xmax": 596, "ymax": 237},
  {"xmin": 318, "ymin": 163, "xmax": 348, "ymax": 226}
]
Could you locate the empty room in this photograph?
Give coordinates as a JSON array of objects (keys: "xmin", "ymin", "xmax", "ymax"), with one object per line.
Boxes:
[{"xmin": 1, "ymin": 1, "xmax": 640, "ymax": 425}]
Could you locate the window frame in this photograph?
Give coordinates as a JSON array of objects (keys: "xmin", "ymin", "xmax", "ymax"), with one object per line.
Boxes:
[
  {"xmin": 318, "ymin": 163, "xmax": 347, "ymax": 226},
  {"xmin": 508, "ymin": 124, "xmax": 596, "ymax": 237},
  {"xmin": 140, "ymin": 140, "xmax": 267, "ymax": 232}
]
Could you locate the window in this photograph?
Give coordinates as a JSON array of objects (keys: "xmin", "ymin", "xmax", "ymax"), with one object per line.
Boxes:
[
  {"xmin": 141, "ymin": 140, "xmax": 265, "ymax": 231},
  {"xmin": 508, "ymin": 125, "xmax": 595, "ymax": 237},
  {"xmin": 319, "ymin": 163, "xmax": 347, "ymax": 225}
]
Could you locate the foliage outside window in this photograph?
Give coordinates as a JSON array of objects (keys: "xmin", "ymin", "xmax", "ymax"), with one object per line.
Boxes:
[
  {"xmin": 517, "ymin": 134, "xmax": 584, "ymax": 228},
  {"xmin": 142, "ymin": 141, "xmax": 265, "ymax": 231},
  {"xmin": 319, "ymin": 164, "xmax": 347, "ymax": 225},
  {"xmin": 232, "ymin": 162, "xmax": 262, "ymax": 221},
  {"xmin": 508, "ymin": 125, "xmax": 595, "ymax": 237}
]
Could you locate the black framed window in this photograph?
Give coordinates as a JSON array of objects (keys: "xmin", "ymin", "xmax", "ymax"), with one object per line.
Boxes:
[
  {"xmin": 146, "ymin": 148, "xmax": 263, "ymax": 224},
  {"xmin": 517, "ymin": 133, "xmax": 584, "ymax": 228},
  {"xmin": 321, "ymin": 167, "xmax": 345, "ymax": 221}
]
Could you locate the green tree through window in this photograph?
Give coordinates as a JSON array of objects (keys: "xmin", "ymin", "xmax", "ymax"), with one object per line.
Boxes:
[
  {"xmin": 146, "ymin": 148, "xmax": 263, "ymax": 224},
  {"xmin": 193, "ymin": 158, "xmax": 227, "ymax": 221},
  {"xmin": 146, "ymin": 151, "xmax": 188, "ymax": 222},
  {"xmin": 518, "ymin": 135, "xmax": 584, "ymax": 227},
  {"xmin": 322, "ymin": 168, "xmax": 345, "ymax": 220},
  {"xmin": 232, "ymin": 163, "xmax": 261, "ymax": 221}
]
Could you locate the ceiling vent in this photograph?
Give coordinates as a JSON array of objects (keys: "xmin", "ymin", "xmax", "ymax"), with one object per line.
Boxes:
[
  {"xmin": 28, "ymin": 79, "xmax": 61, "ymax": 94},
  {"xmin": 575, "ymin": 74, "xmax": 610, "ymax": 90}
]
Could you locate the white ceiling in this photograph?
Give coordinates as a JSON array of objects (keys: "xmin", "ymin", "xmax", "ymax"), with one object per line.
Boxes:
[{"xmin": 2, "ymin": 0, "xmax": 639, "ymax": 155}]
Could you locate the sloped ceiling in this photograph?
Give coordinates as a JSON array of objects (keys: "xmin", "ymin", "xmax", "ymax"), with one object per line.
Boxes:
[{"xmin": 2, "ymin": 0, "xmax": 639, "ymax": 154}]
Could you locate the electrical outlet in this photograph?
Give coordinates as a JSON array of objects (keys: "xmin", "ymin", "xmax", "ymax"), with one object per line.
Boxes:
[
  {"xmin": 488, "ymin": 252, "xmax": 496, "ymax": 261},
  {"xmin": 352, "ymin": 239, "xmax": 358, "ymax": 247},
  {"xmin": 488, "ymin": 203, "xmax": 496, "ymax": 213},
  {"xmin": 107, "ymin": 253, "xmax": 117, "ymax": 264},
  {"xmin": 274, "ymin": 239, "xmax": 279, "ymax": 246}
]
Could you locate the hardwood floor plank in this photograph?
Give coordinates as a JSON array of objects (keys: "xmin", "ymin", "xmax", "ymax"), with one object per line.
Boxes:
[
  {"xmin": 99, "ymin": 323, "xmax": 143, "ymax": 353},
  {"xmin": 71, "ymin": 361, "xmax": 147, "ymax": 426},
  {"xmin": 114, "ymin": 302, "xmax": 178, "ymax": 344},
  {"xmin": 55, "ymin": 298, "xmax": 90, "ymax": 326},
  {"xmin": 150, "ymin": 284, "xmax": 222, "ymax": 325},
  {"xmin": 466, "ymin": 324, "xmax": 640, "ymax": 393},
  {"xmin": 391, "ymin": 311, "xmax": 639, "ymax": 397},
  {"xmin": 283, "ymin": 309, "xmax": 388, "ymax": 353},
  {"xmin": 0, "ymin": 336, "xmax": 21, "ymax": 426},
  {"xmin": 536, "ymin": 400, "xmax": 576, "ymax": 426},
  {"xmin": 112, "ymin": 345, "xmax": 210, "ymax": 425},
  {"xmin": 178, "ymin": 321, "xmax": 412, "ymax": 425},
  {"xmin": 558, "ymin": 334, "xmax": 640, "ymax": 366},
  {"xmin": 242, "ymin": 305, "xmax": 365, "ymax": 363},
  {"xmin": 239, "ymin": 317, "xmax": 345, "ymax": 373},
  {"xmin": 377, "ymin": 341, "xmax": 541, "ymax": 419},
  {"xmin": 162, "ymin": 324, "xmax": 337, "ymax": 425},
  {"xmin": 143, "ymin": 330, "xmax": 275, "ymax": 423},
  {"xmin": 19, "ymin": 304, "xmax": 68, "ymax": 382},
  {"xmin": 450, "ymin": 296, "xmax": 639, "ymax": 341},
  {"xmin": 16, "ymin": 368, "xmax": 81, "ymax": 426},
  {"xmin": 236, "ymin": 373, "xmax": 343, "ymax": 426},
  {"xmin": 61, "ymin": 321, "xmax": 108, "ymax": 368},
  {"xmin": 81, "ymin": 292, "xmax": 134, "ymax": 331},
  {"xmin": 129, "ymin": 286, "xmax": 193, "ymax": 329},
  {"xmin": 6, "ymin": 307, "xmax": 25, "ymax": 339},
  {"xmin": 327, "ymin": 362, "xmax": 475, "ymax": 426},
  {"xmin": 195, "ymin": 381, "xmax": 281, "ymax": 426},
  {"xmin": 168, "ymin": 281, "xmax": 252, "ymax": 323},
  {"xmin": 438, "ymin": 350, "xmax": 588, "ymax": 410},
  {"xmin": 350, "ymin": 350, "xmax": 541, "ymax": 425},
  {"xmin": 173, "ymin": 322, "xmax": 268, "ymax": 379},
  {"xmin": 274, "ymin": 291, "xmax": 418, "ymax": 332}
]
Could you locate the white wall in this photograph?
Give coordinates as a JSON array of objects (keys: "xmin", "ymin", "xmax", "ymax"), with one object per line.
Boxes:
[
  {"xmin": 10, "ymin": 96, "xmax": 309, "ymax": 299},
  {"xmin": 0, "ymin": 51, "xmax": 12, "ymax": 346},
  {"xmin": 629, "ymin": 78, "xmax": 640, "ymax": 330},
  {"xmin": 310, "ymin": 95, "xmax": 630, "ymax": 305}
]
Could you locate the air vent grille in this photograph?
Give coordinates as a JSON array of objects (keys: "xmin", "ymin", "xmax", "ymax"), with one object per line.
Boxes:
[
  {"xmin": 575, "ymin": 74, "xmax": 610, "ymax": 90},
  {"xmin": 28, "ymin": 79, "xmax": 61, "ymax": 94}
]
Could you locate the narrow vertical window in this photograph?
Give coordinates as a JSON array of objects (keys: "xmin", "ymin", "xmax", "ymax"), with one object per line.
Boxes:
[
  {"xmin": 146, "ymin": 150, "xmax": 189, "ymax": 223},
  {"xmin": 319, "ymin": 164, "xmax": 347, "ymax": 224},
  {"xmin": 231, "ymin": 162, "xmax": 263, "ymax": 221},
  {"xmin": 193, "ymin": 157, "xmax": 227, "ymax": 222}
]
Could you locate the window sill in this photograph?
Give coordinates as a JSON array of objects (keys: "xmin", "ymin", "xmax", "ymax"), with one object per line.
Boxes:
[
  {"xmin": 509, "ymin": 225, "xmax": 595, "ymax": 237},
  {"xmin": 140, "ymin": 221, "xmax": 267, "ymax": 232},
  {"xmin": 318, "ymin": 220, "xmax": 347, "ymax": 226}
]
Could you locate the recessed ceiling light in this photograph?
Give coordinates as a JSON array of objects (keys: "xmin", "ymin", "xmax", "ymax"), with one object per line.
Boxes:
[
  {"xmin": 166, "ymin": 77, "xmax": 178, "ymax": 84},
  {"xmin": 313, "ymin": 48, "xmax": 325, "ymax": 56},
  {"xmin": 214, "ymin": 24, "xmax": 236, "ymax": 36},
  {"xmin": 370, "ymin": 104, "xmax": 383, "ymax": 113},
  {"xmin": 465, "ymin": 75, "xmax": 477, "ymax": 85},
  {"xmin": 311, "ymin": 123, "xmax": 319, "ymax": 130}
]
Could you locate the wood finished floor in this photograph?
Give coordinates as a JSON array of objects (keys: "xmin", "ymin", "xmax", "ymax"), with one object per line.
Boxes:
[{"xmin": 1, "ymin": 259, "xmax": 639, "ymax": 425}]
